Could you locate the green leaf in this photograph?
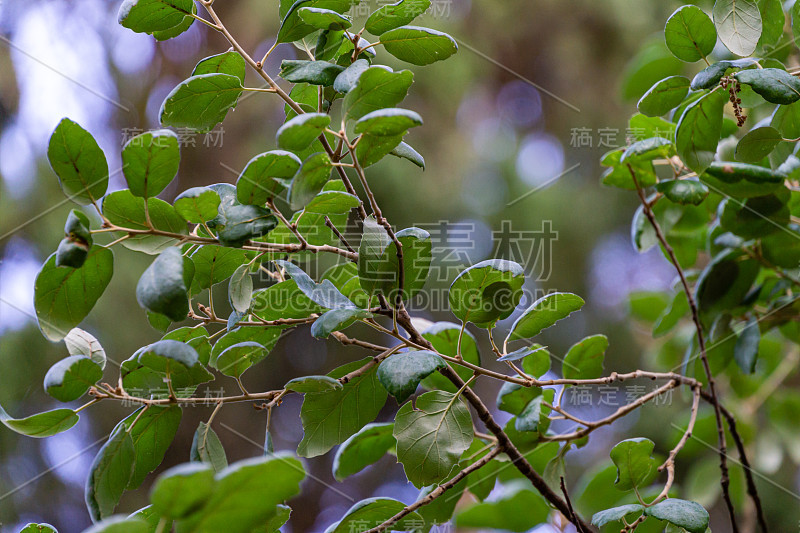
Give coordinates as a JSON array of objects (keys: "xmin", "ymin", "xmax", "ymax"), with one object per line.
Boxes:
[
  {"xmin": 138, "ymin": 340, "xmax": 199, "ymax": 376},
  {"xmin": 47, "ymin": 118, "xmax": 108, "ymax": 205},
  {"xmin": 191, "ymin": 421, "xmax": 228, "ymax": 472},
  {"xmin": 34, "ymin": 246, "xmax": 114, "ymax": 342},
  {"xmin": 85, "ymin": 424, "xmax": 135, "ymax": 521},
  {"xmin": 701, "ymin": 161, "xmax": 785, "ymax": 198},
  {"xmin": 55, "ymin": 239, "xmax": 89, "ymax": 269},
  {"xmin": 690, "ymin": 58, "xmax": 758, "ymax": 90},
  {"xmin": 289, "ymin": 152, "xmax": 333, "ymax": 210},
  {"xmin": 212, "ymin": 341, "xmax": 269, "ymax": 377},
  {"xmin": 696, "ymin": 251, "xmax": 759, "ymax": 319},
  {"xmin": 332, "ymin": 422, "xmax": 395, "ymax": 481},
  {"xmin": 761, "ymin": 224, "xmax": 800, "ymax": 267},
  {"xmin": 390, "ymin": 141, "xmax": 425, "ymax": 169},
  {"xmin": 610, "ymin": 438, "xmax": 657, "ymax": 491},
  {"xmin": 420, "ymin": 322, "xmax": 481, "ymax": 393},
  {"xmin": 310, "ymin": 308, "xmax": 372, "ymax": 338},
  {"xmin": 355, "ymin": 133, "xmax": 404, "ymax": 167},
  {"xmin": 181, "ymin": 453, "xmax": 306, "ymax": 533},
  {"xmin": 644, "ymin": 499, "xmax": 709, "ymax": 533},
  {"xmin": 174, "ymin": 187, "xmax": 221, "ymax": 223},
  {"xmin": 251, "ymin": 280, "xmax": 323, "ymax": 321},
  {"xmin": 305, "ymin": 190, "xmax": 360, "ymax": 214},
  {"xmin": 159, "ymin": 74, "xmax": 244, "ymax": 133},
  {"xmin": 637, "ymin": 76, "xmax": 691, "ymax": 116},
  {"xmin": 455, "ymin": 482, "xmax": 550, "ymax": 532},
  {"xmin": 354, "ymin": 108, "xmax": 422, "ymax": 136},
  {"xmin": 123, "ymin": 405, "xmax": 182, "ymax": 489},
  {"xmin": 118, "ymin": 0, "xmax": 194, "ymax": 33},
  {"xmin": 236, "ymin": 151, "xmax": 300, "ymax": 205},
  {"xmin": 228, "ymin": 264, "xmax": 252, "ymax": 314},
  {"xmin": 121, "ymin": 129, "xmax": 180, "ymax": 198},
  {"xmin": 591, "ymin": 504, "xmax": 645, "ymax": 527},
  {"xmin": 496, "ymin": 381, "xmax": 540, "ymax": 416},
  {"xmin": 217, "ymin": 204, "xmax": 278, "ymax": 247},
  {"xmin": 44, "ymin": 355, "xmax": 103, "ymax": 402},
  {"xmin": 298, "ymin": 6, "xmax": 351, "ymax": 29},
  {"xmin": 719, "ymin": 189, "xmax": 790, "ymax": 238},
  {"xmin": 514, "ymin": 392, "xmax": 553, "ymax": 433},
  {"xmin": 665, "ymin": 5, "xmax": 717, "ymax": 62},
  {"xmin": 562, "ymin": 334, "xmax": 607, "ymax": 380},
  {"xmin": 277, "ymin": 113, "xmax": 331, "ymax": 152},
  {"xmin": 298, "ymin": 357, "xmax": 388, "ymax": 457},
  {"xmin": 83, "ymin": 516, "xmax": 149, "ymax": 533},
  {"xmin": 277, "ymin": 0, "xmax": 353, "ymax": 43},
  {"xmin": 192, "ymin": 51, "xmax": 246, "ymax": 84},
  {"xmin": 326, "ymin": 498, "xmax": 424, "ymax": 533},
  {"xmin": 621, "ymin": 137, "xmax": 675, "ymax": 162},
  {"xmin": 344, "ymin": 67, "xmax": 414, "ymax": 121},
  {"xmin": 19, "ymin": 524, "xmax": 58, "ymax": 533},
  {"xmin": 507, "ymin": 292, "xmax": 584, "ymax": 342},
  {"xmin": 713, "ymin": 0, "xmax": 762, "ymax": 56},
  {"xmin": 333, "ymin": 59, "xmax": 371, "ymax": 93},
  {"xmin": 735, "ymin": 68, "xmax": 800, "ymax": 104},
  {"xmin": 655, "ymin": 179, "xmax": 709, "ymax": 205},
  {"xmin": 676, "ymin": 89, "xmax": 727, "ymax": 173},
  {"xmin": 448, "ymin": 259, "xmax": 525, "ymax": 328},
  {"xmin": 102, "ymin": 190, "xmax": 187, "ymax": 254},
  {"xmin": 758, "ymin": 0, "xmax": 784, "ymax": 48},
  {"xmin": 0, "ymin": 404, "xmax": 79, "ymax": 438},
  {"xmin": 151, "ymin": 463, "xmax": 215, "ymax": 520},
  {"xmin": 377, "ymin": 350, "xmax": 446, "ymax": 403},
  {"xmin": 136, "ymin": 248, "xmax": 191, "ymax": 322},
  {"xmin": 274, "ymin": 259, "xmax": 358, "ymax": 310},
  {"xmin": 151, "ymin": 3, "xmax": 195, "ymax": 40},
  {"xmin": 64, "ymin": 327, "xmax": 107, "ymax": 369},
  {"xmin": 394, "ymin": 390, "xmax": 473, "ymax": 488},
  {"xmin": 279, "ymin": 59, "xmax": 345, "ymax": 86},
  {"xmin": 736, "ymin": 126, "xmax": 782, "ymax": 163},
  {"xmin": 285, "ymin": 375, "xmax": 343, "ymax": 393},
  {"xmin": 520, "ymin": 344, "xmax": 551, "ymax": 378},
  {"xmin": 379, "ymin": 25, "xmax": 458, "ymax": 65},
  {"xmin": 365, "ymin": 0, "xmax": 431, "ymax": 34},
  {"xmin": 190, "ymin": 246, "xmax": 248, "ymax": 292},
  {"xmin": 734, "ymin": 318, "xmax": 760, "ymax": 373}
]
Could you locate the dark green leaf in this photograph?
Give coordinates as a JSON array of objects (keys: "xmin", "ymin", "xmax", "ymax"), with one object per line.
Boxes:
[
  {"xmin": 289, "ymin": 152, "xmax": 333, "ymax": 210},
  {"xmin": 192, "ymin": 51, "xmax": 246, "ymax": 84},
  {"xmin": 690, "ymin": 58, "xmax": 758, "ymax": 90},
  {"xmin": 310, "ymin": 308, "xmax": 372, "ymax": 338},
  {"xmin": 735, "ymin": 68, "xmax": 800, "ymax": 105},
  {"xmin": 190, "ymin": 246, "xmax": 248, "ymax": 292},
  {"xmin": 123, "ymin": 405, "xmax": 182, "ymax": 489},
  {"xmin": 676, "ymin": 89, "xmax": 727, "ymax": 173},
  {"xmin": 354, "ymin": 108, "xmax": 422, "ymax": 137},
  {"xmin": 507, "ymin": 292, "xmax": 584, "ymax": 341},
  {"xmin": 190, "ymin": 421, "xmax": 228, "ymax": 472},
  {"xmin": 212, "ymin": 341, "xmax": 269, "ymax": 377},
  {"xmin": 420, "ymin": 322, "xmax": 481, "ymax": 393},
  {"xmin": 332, "ymin": 422, "xmax": 395, "ymax": 481},
  {"xmin": 449, "ymin": 259, "xmax": 525, "ymax": 328},
  {"xmin": 159, "ymin": 74, "xmax": 244, "ymax": 133},
  {"xmin": 514, "ymin": 392, "xmax": 553, "ymax": 433},
  {"xmin": 664, "ymin": 5, "xmax": 716, "ymax": 62},
  {"xmin": 327, "ymin": 498, "xmax": 423, "ymax": 533},
  {"xmin": 343, "ymin": 67, "xmax": 414, "ymax": 120},
  {"xmin": 377, "ymin": 350, "xmax": 446, "ymax": 403},
  {"xmin": 174, "ymin": 187, "xmax": 221, "ymax": 223},
  {"xmin": 591, "ymin": 504, "xmax": 645, "ymax": 527},
  {"xmin": 644, "ymin": 499, "xmax": 709, "ymax": 533},
  {"xmin": 280, "ymin": 60, "xmax": 345, "ymax": 86},
  {"xmin": 734, "ymin": 318, "xmax": 760, "ymax": 373},
  {"xmin": 277, "ymin": 113, "xmax": 331, "ymax": 152},
  {"xmin": 621, "ymin": 137, "xmax": 675, "ymax": 162},
  {"xmin": 47, "ymin": 118, "xmax": 108, "ymax": 205},
  {"xmin": 150, "ymin": 463, "xmax": 215, "ymax": 520},
  {"xmin": 138, "ymin": 339, "xmax": 199, "ymax": 374},
  {"xmin": 285, "ymin": 375, "xmax": 343, "ymax": 393},
  {"xmin": 298, "ymin": 7, "xmax": 351, "ymax": 29},
  {"xmin": 102, "ymin": 190, "xmax": 187, "ymax": 254},
  {"xmin": 0, "ymin": 404, "xmax": 79, "ymax": 438},
  {"xmin": 276, "ymin": 0, "xmax": 353, "ymax": 43},
  {"xmin": 34, "ymin": 246, "xmax": 114, "ymax": 342},
  {"xmin": 702, "ymin": 161, "xmax": 785, "ymax": 197},
  {"xmin": 736, "ymin": 126, "xmax": 782, "ymax": 163},
  {"xmin": 85, "ymin": 424, "xmax": 135, "ymax": 521},
  {"xmin": 228, "ymin": 264, "xmax": 253, "ymax": 314},
  {"xmin": 333, "ymin": 59, "xmax": 371, "ymax": 93},
  {"xmin": 44, "ymin": 355, "xmax": 103, "ymax": 402},
  {"xmin": 118, "ymin": 0, "xmax": 194, "ymax": 34},
  {"xmin": 394, "ymin": 390, "xmax": 473, "ymax": 487},
  {"xmin": 610, "ymin": 437, "xmax": 657, "ymax": 491},
  {"xmin": 298, "ymin": 357, "xmax": 388, "ymax": 457},
  {"xmin": 497, "ymin": 381, "xmax": 540, "ymax": 416},
  {"xmin": 655, "ymin": 179, "xmax": 709, "ymax": 205},
  {"xmin": 562, "ymin": 334, "xmax": 607, "ymax": 380},
  {"xmin": 637, "ymin": 76, "xmax": 691, "ymax": 116},
  {"xmin": 136, "ymin": 248, "xmax": 191, "ymax": 322},
  {"xmin": 365, "ymin": 0, "xmax": 431, "ymax": 35},
  {"xmin": 696, "ymin": 251, "xmax": 760, "ymax": 319},
  {"xmin": 121, "ymin": 129, "xmax": 180, "ymax": 198},
  {"xmin": 455, "ymin": 482, "xmax": 550, "ymax": 532},
  {"xmin": 379, "ymin": 25, "xmax": 458, "ymax": 65},
  {"xmin": 236, "ymin": 150, "xmax": 300, "ymax": 205}
]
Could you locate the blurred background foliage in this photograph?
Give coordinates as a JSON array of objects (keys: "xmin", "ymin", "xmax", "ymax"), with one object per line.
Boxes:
[{"xmin": 0, "ymin": 0, "xmax": 798, "ymax": 531}]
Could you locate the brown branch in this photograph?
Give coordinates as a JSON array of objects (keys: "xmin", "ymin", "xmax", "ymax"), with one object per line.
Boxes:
[
  {"xmin": 560, "ymin": 477, "xmax": 587, "ymax": 533},
  {"xmin": 628, "ymin": 164, "xmax": 738, "ymax": 531}
]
